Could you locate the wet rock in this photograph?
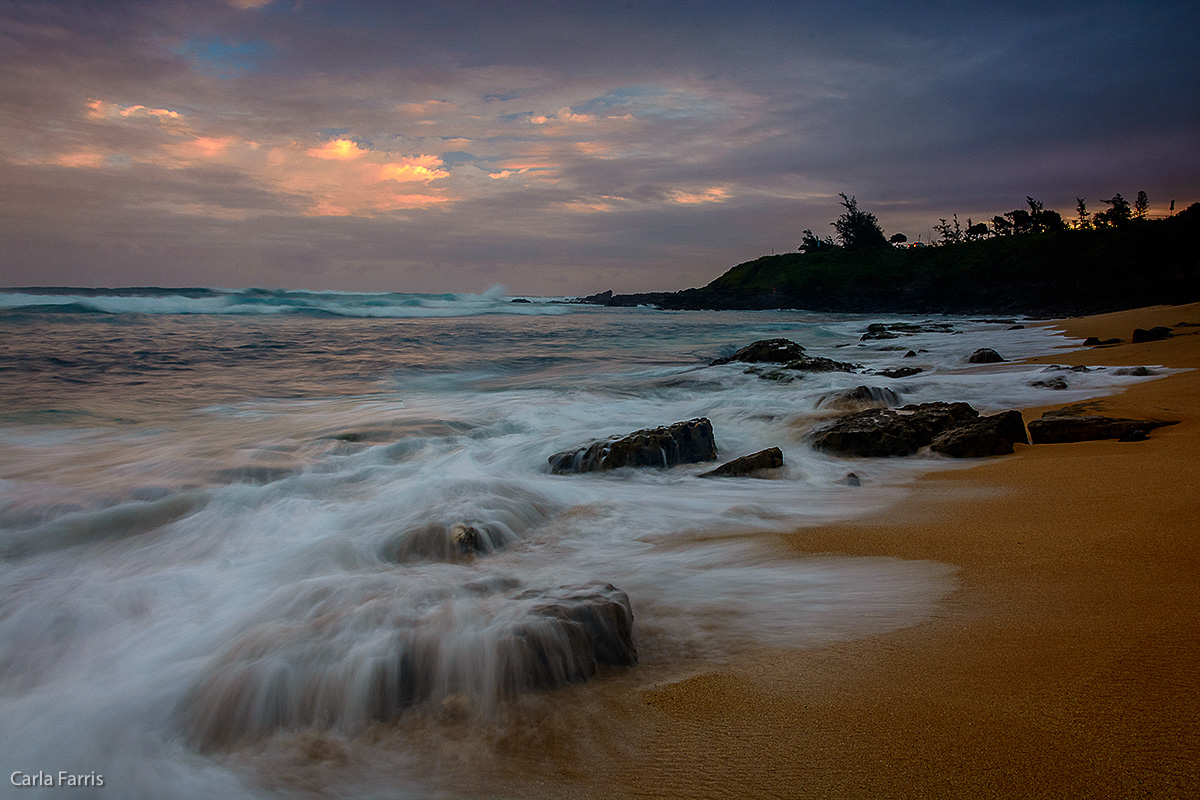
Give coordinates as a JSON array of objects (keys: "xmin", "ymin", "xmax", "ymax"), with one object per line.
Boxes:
[
  {"xmin": 878, "ymin": 366, "xmax": 922, "ymax": 379},
  {"xmin": 810, "ymin": 402, "xmax": 978, "ymax": 457},
  {"xmin": 699, "ymin": 447, "xmax": 784, "ymax": 478},
  {"xmin": 745, "ymin": 367, "xmax": 797, "ymax": 383},
  {"xmin": 1131, "ymin": 326, "xmax": 1173, "ymax": 343},
  {"xmin": 930, "ymin": 410, "xmax": 1028, "ymax": 457},
  {"xmin": 843, "ymin": 472, "xmax": 861, "ymax": 487},
  {"xmin": 904, "ymin": 350, "xmax": 917, "ymax": 358},
  {"xmin": 1008, "ymin": 325, "xmax": 1025, "ymax": 330},
  {"xmin": 1027, "ymin": 414, "xmax": 1179, "ymax": 444},
  {"xmin": 1030, "ymin": 377, "xmax": 1069, "ymax": 390},
  {"xmin": 818, "ymin": 385, "xmax": 901, "ymax": 410},
  {"xmin": 549, "ymin": 418, "xmax": 717, "ymax": 473},
  {"xmin": 1083, "ymin": 336, "xmax": 1123, "ymax": 346},
  {"xmin": 509, "ymin": 298, "xmax": 532, "ymax": 303},
  {"xmin": 183, "ymin": 580, "xmax": 637, "ymax": 750},
  {"xmin": 781, "ymin": 354, "xmax": 860, "ymax": 373},
  {"xmin": 710, "ymin": 338, "xmax": 806, "ymax": 365},
  {"xmin": 1114, "ymin": 366, "xmax": 1157, "ymax": 376},
  {"xmin": 968, "ymin": 348, "xmax": 1006, "ymax": 363}
]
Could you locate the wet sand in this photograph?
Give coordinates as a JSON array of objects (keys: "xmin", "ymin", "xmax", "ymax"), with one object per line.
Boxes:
[{"xmin": 530, "ymin": 303, "xmax": 1200, "ymax": 799}]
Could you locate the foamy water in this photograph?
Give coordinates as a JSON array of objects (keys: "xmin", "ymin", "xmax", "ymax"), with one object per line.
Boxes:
[{"xmin": 0, "ymin": 291, "xmax": 1169, "ymax": 797}]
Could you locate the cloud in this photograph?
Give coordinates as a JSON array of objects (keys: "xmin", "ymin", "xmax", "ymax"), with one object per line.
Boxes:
[{"xmin": 0, "ymin": 0, "xmax": 1197, "ymax": 292}]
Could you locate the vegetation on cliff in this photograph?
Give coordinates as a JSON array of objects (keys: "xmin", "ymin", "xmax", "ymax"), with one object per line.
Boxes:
[{"xmin": 582, "ymin": 199, "xmax": 1200, "ymax": 315}]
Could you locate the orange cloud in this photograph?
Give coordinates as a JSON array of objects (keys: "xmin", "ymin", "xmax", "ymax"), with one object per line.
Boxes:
[
  {"xmin": 52, "ymin": 151, "xmax": 107, "ymax": 168},
  {"xmin": 378, "ymin": 155, "xmax": 449, "ymax": 182},
  {"xmin": 671, "ymin": 186, "xmax": 731, "ymax": 204},
  {"xmin": 87, "ymin": 99, "xmax": 183, "ymax": 123},
  {"xmin": 306, "ymin": 139, "xmax": 369, "ymax": 160}
]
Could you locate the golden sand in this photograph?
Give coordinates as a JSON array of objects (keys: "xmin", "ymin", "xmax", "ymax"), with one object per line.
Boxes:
[{"xmin": 513, "ymin": 303, "xmax": 1200, "ymax": 799}]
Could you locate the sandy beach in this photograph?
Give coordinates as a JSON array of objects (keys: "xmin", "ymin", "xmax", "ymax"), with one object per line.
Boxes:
[{"xmin": 521, "ymin": 303, "xmax": 1200, "ymax": 799}]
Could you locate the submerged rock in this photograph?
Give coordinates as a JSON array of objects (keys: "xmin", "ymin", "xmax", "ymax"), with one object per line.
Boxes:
[
  {"xmin": 878, "ymin": 366, "xmax": 922, "ymax": 379},
  {"xmin": 930, "ymin": 410, "xmax": 1028, "ymax": 457},
  {"xmin": 182, "ymin": 580, "xmax": 637, "ymax": 750},
  {"xmin": 968, "ymin": 348, "xmax": 1006, "ymax": 363},
  {"xmin": 699, "ymin": 447, "xmax": 784, "ymax": 478},
  {"xmin": 710, "ymin": 338, "xmax": 806, "ymax": 365},
  {"xmin": 818, "ymin": 385, "xmax": 901, "ymax": 411},
  {"xmin": 548, "ymin": 418, "xmax": 717, "ymax": 473},
  {"xmin": 1027, "ymin": 413, "xmax": 1179, "ymax": 444},
  {"xmin": 1083, "ymin": 336, "xmax": 1123, "ymax": 346}
]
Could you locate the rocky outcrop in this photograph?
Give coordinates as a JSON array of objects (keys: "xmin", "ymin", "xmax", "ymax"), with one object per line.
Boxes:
[
  {"xmin": 1131, "ymin": 326, "xmax": 1173, "ymax": 343},
  {"xmin": 549, "ymin": 418, "xmax": 717, "ymax": 473},
  {"xmin": 1083, "ymin": 336, "xmax": 1122, "ymax": 346},
  {"xmin": 710, "ymin": 338, "xmax": 806, "ymax": 365},
  {"xmin": 968, "ymin": 348, "xmax": 1006, "ymax": 363},
  {"xmin": 699, "ymin": 447, "xmax": 784, "ymax": 477},
  {"xmin": 1027, "ymin": 413, "xmax": 1179, "ymax": 444},
  {"xmin": 810, "ymin": 402, "xmax": 979, "ymax": 457},
  {"xmin": 930, "ymin": 410, "xmax": 1028, "ymax": 457}
]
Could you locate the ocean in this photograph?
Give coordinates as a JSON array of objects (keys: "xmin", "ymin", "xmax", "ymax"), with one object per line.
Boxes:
[{"xmin": 0, "ymin": 287, "xmax": 1164, "ymax": 798}]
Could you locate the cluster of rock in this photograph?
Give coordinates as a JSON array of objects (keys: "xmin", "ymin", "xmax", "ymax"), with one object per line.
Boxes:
[
  {"xmin": 811, "ymin": 402, "xmax": 1028, "ymax": 458},
  {"xmin": 546, "ymin": 332, "xmax": 1182, "ymax": 473}
]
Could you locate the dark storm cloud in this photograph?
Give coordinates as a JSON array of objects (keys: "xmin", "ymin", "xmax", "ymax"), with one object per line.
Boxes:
[{"xmin": 0, "ymin": 0, "xmax": 1197, "ymax": 292}]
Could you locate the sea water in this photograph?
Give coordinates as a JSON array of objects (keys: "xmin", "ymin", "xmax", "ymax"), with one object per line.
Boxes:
[{"xmin": 0, "ymin": 287, "xmax": 1167, "ymax": 798}]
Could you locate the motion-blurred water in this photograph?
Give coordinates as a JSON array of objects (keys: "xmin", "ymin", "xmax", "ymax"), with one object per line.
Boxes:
[{"xmin": 0, "ymin": 288, "xmax": 1163, "ymax": 797}]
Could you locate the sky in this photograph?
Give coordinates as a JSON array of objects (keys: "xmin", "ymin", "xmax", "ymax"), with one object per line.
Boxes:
[{"xmin": 1, "ymin": 0, "xmax": 1197, "ymax": 295}]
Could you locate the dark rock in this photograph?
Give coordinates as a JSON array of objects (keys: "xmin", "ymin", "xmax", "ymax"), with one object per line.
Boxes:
[
  {"xmin": 818, "ymin": 385, "xmax": 901, "ymax": 410},
  {"xmin": 699, "ymin": 447, "xmax": 784, "ymax": 477},
  {"xmin": 968, "ymin": 348, "xmax": 1006, "ymax": 363},
  {"xmin": 1030, "ymin": 377, "xmax": 1069, "ymax": 390},
  {"xmin": 710, "ymin": 338, "xmax": 806, "ymax": 365},
  {"xmin": 1008, "ymin": 325, "xmax": 1025, "ymax": 330},
  {"xmin": 904, "ymin": 350, "xmax": 917, "ymax": 358},
  {"xmin": 1131, "ymin": 326, "xmax": 1173, "ymax": 343},
  {"xmin": 1114, "ymin": 366, "xmax": 1157, "ymax": 376},
  {"xmin": 745, "ymin": 367, "xmax": 797, "ymax": 383},
  {"xmin": 183, "ymin": 581, "xmax": 636, "ymax": 750},
  {"xmin": 930, "ymin": 410, "xmax": 1028, "ymax": 457},
  {"xmin": 844, "ymin": 472, "xmax": 861, "ymax": 486},
  {"xmin": 510, "ymin": 298, "xmax": 532, "ymax": 303},
  {"xmin": 1027, "ymin": 414, "xmax": 1179, "ymax": 444},
  {"xmin": 810, "ymin": 402, "xmax": 978, "ymax": 457},
  {"xmin": 861, "ymin": 330, "xmax": 900, "ymax": 341},
  {"xmin": 879, "ymin": 366, "xmax": 922, "ymax": 379},
  {"xmin": 511, "ymin": 582, "xmax": 638, "ymax": 672},
  {"xmin": 1118, "ymin": 429, "xmax": 1149, "ymax": 442},
  {"xmin": 549, "ymin": 418, "xmax": 717, "ymax": 473},
  {"xmin": 781, "ymin": 354, "xmax": 860, "ymax": 373},
  {"xmin": 1083, "ymin": 337, "xmax": 1123, "ymax": 345}
]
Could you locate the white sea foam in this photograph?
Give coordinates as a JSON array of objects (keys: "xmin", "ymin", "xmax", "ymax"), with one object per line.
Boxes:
[{"xmin": 0, "ymin": 307, "xmax": 1172, "ymax": 798}]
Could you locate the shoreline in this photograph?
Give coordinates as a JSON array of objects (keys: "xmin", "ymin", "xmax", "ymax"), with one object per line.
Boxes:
[{"xmin": 511, "ymin": 302, "xmax": 1200, "ymax": 798}]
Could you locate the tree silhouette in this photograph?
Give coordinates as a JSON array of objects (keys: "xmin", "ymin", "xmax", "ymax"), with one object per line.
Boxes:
[
  {"xmin": 1134, "ymin": 191, "xmax": 1150, "ymax": 219},
  {"xmin": 1095, "ymin": 194, "xmax": 1132, "ymax": 227},
  {"xmin": 830, "ymin": 193, "xmax": 889, "ymax": 249}
]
